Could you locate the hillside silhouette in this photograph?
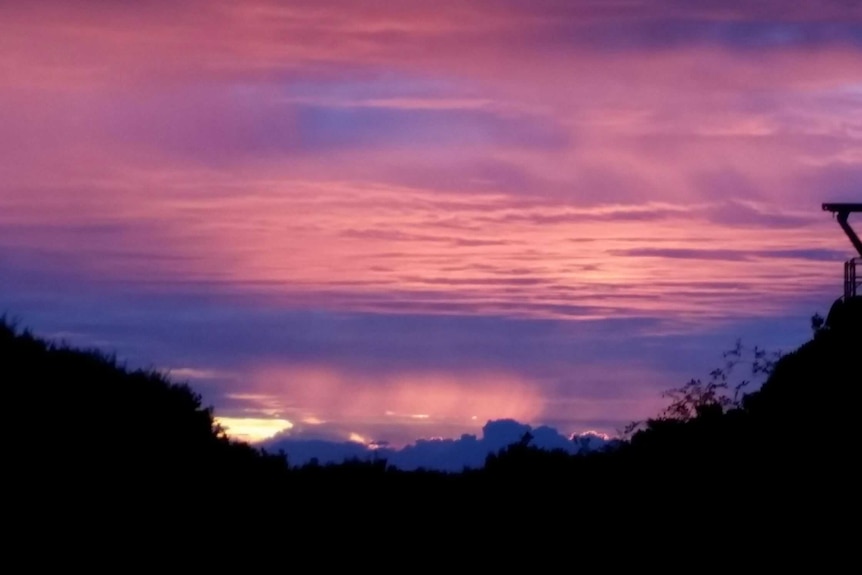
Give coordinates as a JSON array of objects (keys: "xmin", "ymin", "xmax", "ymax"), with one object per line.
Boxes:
[
  {"xmin": 2, "ymin": 308, "xmax": 858, "ymax": 545},
  {"xmin": 2, "ymin": 320, "xmax": 290, "ymax": 535}
]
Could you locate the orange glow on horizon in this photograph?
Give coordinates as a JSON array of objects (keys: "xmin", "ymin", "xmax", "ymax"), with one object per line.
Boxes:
[
  {"xmin": 348, "ymin": 432, "xmax": 368, "ymax": 444},
  {"xmin": 2, "ymin": 0, "xmax": 860, "ymax": 447},
  {"xmin": 215, "ymin": 417, "xmax": 294, "ymax": 443}
]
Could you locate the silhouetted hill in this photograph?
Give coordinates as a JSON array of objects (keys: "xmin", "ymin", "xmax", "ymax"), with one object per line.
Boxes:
[
  {"xmin": 2, "ymin": 310, "xmax": 858, "ymax": 548},
  {"xmin": 1, "ymin": 320, "xmax": 288, "ymax": 528},
  {"xmin": 747, "ymin": 325, "xmax": 857, "ymax": 426},
  {"xmin": 606, "ymin": 306, "xmax": 861, "ymax": 516}
]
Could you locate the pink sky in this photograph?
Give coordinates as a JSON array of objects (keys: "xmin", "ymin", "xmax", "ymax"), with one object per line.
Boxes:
[{"xmin": 2, "ymin": 1, "xmax": 860, "ymax": 450}]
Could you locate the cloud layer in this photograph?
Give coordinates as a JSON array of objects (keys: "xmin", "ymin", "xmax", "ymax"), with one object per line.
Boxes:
[
  {"xmin": 262, "ymin": 418, "xmax": 614, "ymax": 472},
  {"xmin": 1, "ymin": 1, "xmax": 859, "ymax": 452}
]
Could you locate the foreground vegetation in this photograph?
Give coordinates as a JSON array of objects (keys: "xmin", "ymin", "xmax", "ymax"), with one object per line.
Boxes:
[{"xmin": 3, "ymin": 306, "xmax": 858, "ymax": 544}]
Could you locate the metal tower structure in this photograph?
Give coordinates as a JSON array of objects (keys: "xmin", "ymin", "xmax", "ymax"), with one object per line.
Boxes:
[{"xmin": 823, "ymin": 203, "xmax": 862, "ymax": 299}]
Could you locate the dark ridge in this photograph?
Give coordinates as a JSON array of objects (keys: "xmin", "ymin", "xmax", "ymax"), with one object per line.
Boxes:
[
  {"xmin": 1, "ymin": 321, "xmax": 290, "ymax": 523},
  {"xmin": 2, "ymin": 311, "xmax": 858, "ymax": 548}
]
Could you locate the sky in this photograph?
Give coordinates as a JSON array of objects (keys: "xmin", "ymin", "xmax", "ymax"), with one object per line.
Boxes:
[{"xmin": 2, "ymin": 0, "xmax": 861, "ymax": 467}]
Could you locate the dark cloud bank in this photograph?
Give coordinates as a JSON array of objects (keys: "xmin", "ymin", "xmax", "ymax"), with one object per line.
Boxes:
[{"xmin": 261, "ymin": 419, "xmax": 615, "ymax": 472}]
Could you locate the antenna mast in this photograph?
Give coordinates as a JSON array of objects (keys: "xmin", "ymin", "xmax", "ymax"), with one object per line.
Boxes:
[{"xmin": 823, "ymin": 203, "xmax": 862, "ymax": 299}]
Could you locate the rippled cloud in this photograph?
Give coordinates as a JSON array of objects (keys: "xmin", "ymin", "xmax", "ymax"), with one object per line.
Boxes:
[{"xmin": 1, "ymin": 0, "xmax": 860, "ymax": 449}]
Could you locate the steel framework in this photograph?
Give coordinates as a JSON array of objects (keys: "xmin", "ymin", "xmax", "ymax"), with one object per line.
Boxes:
[{"xmin": 823, "ymin": 203, "xmax": 862, "ymax": 298}]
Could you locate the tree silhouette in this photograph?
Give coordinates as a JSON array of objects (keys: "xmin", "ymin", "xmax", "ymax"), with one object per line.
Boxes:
[{"xmin": 2, "ymin": 306, "xmax": 857, "ymax": 543}]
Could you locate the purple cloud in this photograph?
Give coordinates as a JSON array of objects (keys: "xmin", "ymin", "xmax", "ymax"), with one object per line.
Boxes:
[{"xmin": 262, "ymin": 419, "xmax": 615, "ymax": 472}]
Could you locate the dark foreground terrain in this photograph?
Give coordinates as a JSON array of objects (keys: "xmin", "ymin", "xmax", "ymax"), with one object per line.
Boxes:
[{"xmin": 2, "ymin": 304, "xmax": 859, "ymax": 554}]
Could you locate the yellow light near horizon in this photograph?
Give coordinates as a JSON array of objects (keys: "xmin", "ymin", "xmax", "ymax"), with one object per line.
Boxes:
[
  {"xmin": 348, "ymin": 432, "xmax": 367, "ymax": 444},
  {"xmin": 215, "ymin": 416, "xmax": 294, "ymax": 443}
]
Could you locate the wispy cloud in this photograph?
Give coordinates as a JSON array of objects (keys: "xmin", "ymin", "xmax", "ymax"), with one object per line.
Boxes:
[{"xmin": 1, "ymin": 0, "xmax": 859, "ymax": 451}]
